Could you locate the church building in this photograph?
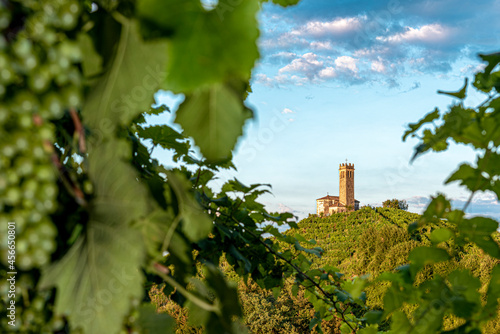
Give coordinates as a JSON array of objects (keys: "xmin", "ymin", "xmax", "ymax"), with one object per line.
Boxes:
[{"xmin": 316, "ymin": 163, "xmax": 360, "ymax": 215}]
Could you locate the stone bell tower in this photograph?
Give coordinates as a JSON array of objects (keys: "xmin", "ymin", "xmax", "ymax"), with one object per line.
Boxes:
[{"xmin": 339, "ymin": 163, "xmax": 355, "ymax": 209}]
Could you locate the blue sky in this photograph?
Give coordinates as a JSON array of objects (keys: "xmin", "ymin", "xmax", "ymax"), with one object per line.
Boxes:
[{"xmin": 153, "ymin": 0, "xmax": 500, "ymax": 221}]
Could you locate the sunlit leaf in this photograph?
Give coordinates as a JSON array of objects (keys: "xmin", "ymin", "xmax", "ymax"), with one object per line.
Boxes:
[
  {"xmin": 438, "ymin": 78, "xmax": 468, "ymax": 100},
  {"xmin": 40, "ymin": 141, "xmax": 148, "ymax": 334},
  {"xmin": 175, "ymin": 83, "xmax": 251, "ymax": 162}
]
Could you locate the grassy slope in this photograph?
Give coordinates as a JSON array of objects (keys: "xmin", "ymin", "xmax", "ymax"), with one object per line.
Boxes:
[
  {"xmin": 294, "ymin": 207, "xmax": 500, "ymax": 331},
  {"xmin": 151, "ymin": 207, "xmax": 500, "ymax": 333}
]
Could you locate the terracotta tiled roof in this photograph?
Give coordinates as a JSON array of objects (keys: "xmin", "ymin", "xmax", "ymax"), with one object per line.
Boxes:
[
  {"xmin": 317, "ymin": 195, "xmax": 360, "ymax": 202},
  {"xmin": 316, "ymin": 195, "xmax": 339, "ymax": 200}
]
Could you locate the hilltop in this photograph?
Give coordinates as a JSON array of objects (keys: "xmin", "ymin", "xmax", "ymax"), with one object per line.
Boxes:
[
  {"xmin": 152, "ymin": 207, "xmax": 500, "ymax": 333},
  {"xmin": 295, "ymin": 207, "xmax": 422, "ymax": 274},
  {"xmin": 292, "ymin": 207, "xmax": 500, "ymax": 331}
]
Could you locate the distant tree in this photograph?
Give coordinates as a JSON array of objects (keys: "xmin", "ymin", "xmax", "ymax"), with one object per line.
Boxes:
[{"xmin": 382, "ymin": 199, "xmax": 409, "ymax": 211}]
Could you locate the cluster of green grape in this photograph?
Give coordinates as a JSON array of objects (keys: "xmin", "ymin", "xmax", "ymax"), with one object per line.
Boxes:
[
  {"xmin": 0, "ymin": 274, "xmax": 66, "ymax": 332},
  {"xmin": 0, "ymin": 0, "xmax": 83, "ymax": 270},
  {"xmin": 0, "ymin": 0, "xmax": 84, "ymax": 332}
]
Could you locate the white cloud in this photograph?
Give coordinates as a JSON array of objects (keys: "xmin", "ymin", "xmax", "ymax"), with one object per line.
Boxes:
[
  {"xmin": 254, "ymin": 73, "xmax": 274, "ymax": 86},
  {"xmin": 377, "ymin": 24, "xmax": 451, "ymax": 44},
  {"xmin": 371, "ymin": 60, "xmax": 386, "ymax": 73},
  {"xmin": 318, "ymin": 66, "xmax": 336, "ymax": 79},
  {"xmin": 279, "ymin": 52, "xmax": 324, "ymax": 78},
  {"xmin": 270, "ymin": 51, "xmax": 298, "ymax": 59},
  {"xmin": 282, "ymin": 108, "xmax": 295, "ymax": 114},
  {"xmin": 310, "ymin": 41, "xmax": 333, "ymax": 50},
  {"xmin": 291, "ymin": 16, "xmax": 364, "ymax": 37},
  {"xmin": 334, "ymin": 56, "xmax": 358, "ymax": 73}
]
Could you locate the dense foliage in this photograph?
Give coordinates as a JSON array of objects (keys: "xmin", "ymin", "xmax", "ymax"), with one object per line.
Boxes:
[
  {"xmin": 152, "ymin": 207, "xmax": 500, "ymax": 333},
  {"xmin": 382, "ymin": 199, "xmax": 408, "ymax": 211},
  {"xmin": 0, "ymin": 0, "xmax": 499, "ymax": 333},
  {"xmin": 0, "ymin": 1, "xmax": 368, "ymax": 333}
]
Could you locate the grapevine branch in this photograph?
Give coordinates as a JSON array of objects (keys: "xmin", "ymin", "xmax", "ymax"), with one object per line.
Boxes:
[
  {"xmin": 153, "ymin": 263, "xmax": 220, "ymax": 314},
  {"xmin": 33, "ymin": 114, "xmax": 87, "ymax": 206},
  {"xmin": 69, "ymin": 108, "xmax": 86, "ymax": 154},
  {"xmin": 235, "ymin": 217, "xmax": 356, "ymax": 331}
]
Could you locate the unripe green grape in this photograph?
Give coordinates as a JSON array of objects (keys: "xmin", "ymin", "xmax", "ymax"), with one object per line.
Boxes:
[
  {"xmin": 28, "ymin": 229, "xmax": 40, "ymax": 245},
  {"xmin": 58, "ymin": 40, "xmax": 82, "ymax": 62},
  {"xmin": 66, "ymin": 66, "xmax": 83, "ymax": 86},
  {"xmin": 12, "ymin": 38, "xmax": 33, "ymax": 59},
  {"xmin": 16, "ymin": 239, "xmax": 29, "ymax": 255},
  {"xmin": 38, "ymin": 182, "xmax": 58, "ymax": 200},
  {"xmin": 0, "ymin": 175, "xmax": 6, "ymax": 192},
  {"xmin": 15, "ymin": 135, "xmax": 30, "ymax": 152},
  {"xmin": 57, "ymin": 54, "xmax": 71, "ymax": 70},
  {"xmin": 38, "ymin": 198, "xmax": 55, "ymax": 211},
  {"xmin": 33, "ymin": 250, "xmax": 50, "ymax": 266},
  {"xmin": 32, "ymin": 145, "xmax": 45, "ymax": 159},
  {"xmin": 28, "ymin": 210, "xmax": 42, "ymax": 223},
  {"xmin": 1, "ymin": 143, "xmax": 16, "ymax": 158},
  {"xmin": 0, "ymin": 280, "xmax": 8, "ymax": 296},
  {"xmin": 29, "ymin": 67, "xmax": 52, "ymax": 93},
  {"xmin": 0, "ymin": 155, "xmax": 9, "ymax": 168},
  {"xmin": 25, "ymin": 14, "xmax": 47, "ymax": 40},
  {"xmin": 17, "ymin": 113, "xmax": 33, "ymax": 128},
  {"xmin": 0, "ymin": 10, "xmax": 10, "ymax": 31},
  {"xmin": 5, "ymin": 187, "xmax": 22, "ymax": 205},
  {"xmin": 13, "ymin": 91, "xmax": 39, "ymax": 114},
  {"xmin": 23, "ymin": 179, "xmax": 38, "ymax": 200},
  {"xmin": 35, "ymin": 165, "xmax": 55, "ymax": 182},
  {"xmin": 22, "ymin": 197, "xmax": 35, "ymax": 209},
  {"xmin": 38, "ymin": 124, "xmax": 55, "ymax": 141},
  {"xmin": 0, "ymin": 105, "xmax": 8, "ymax": 124},
  {"xmin": 0, "ymin": 52, "xmax": 8, "ymax": 67},
  {"xmin": 51, "ymin": 316, "xmax": 65, "ymax": 331},
  {"xmin": 57, "ymin": 2, "xmax": 79, "ymax": 30},
  {"xmin": 42, "ymin": 92, "xmax": 64, "ymax": 118},
  {"xmin": 41, "ymin": 29, "xmax": 58, "ymax": 47},
  {"xmin": 23, "ymin": 309, "xmax": 36, "ymax": 324},
  {"xmin": 47, "ymin": 59, "xmax": 62, "ymax": 77},
  {"xmin": 62, "ymin": 85, "xmax": 82, "ymax": 108},
  {"xmin": 83, "ymin": 180, "xmax": 93, "ymax": 194},
  {"xmin": 38, "ymin": 219, "xmax": 57, "ymax": 239},
  {"xmin": 40, "ymin": 238, "xmax": 56, "ymax": 253},
  {"xmin": 10, "ymin": 209, "xmax": 28, "ymax": 229},
  {"xmin": 17, "ymin": 253, "xmax": 34, "ymax": 270},
  {"xmin": 20, "ymin": 53, "xmax": 39, "ymax": 73},
  {"xmin": 6, "ymin": 169, "xmax": 20, "ymax": 185},
  {"xmin": 31, "ymin": 297, "xmax": 45, "ymax": 312},
  {"xmin": 0, "ymin": 65, "xmax": 14, "ymax": 83},
  {"xmin": 23, "ymin": 178, "xmax": 38, "ymax": 192},
  {"xmin": 15, "ymin": 157, "xmax": 35, "ymax": 176}
]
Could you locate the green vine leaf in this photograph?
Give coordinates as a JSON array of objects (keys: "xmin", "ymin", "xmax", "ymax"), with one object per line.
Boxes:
[
  {"xmin": 438, "ymin": 78, "xmax": 468, "ymax": 100},
  {"xmin": 456, "ymin": 217, "xmax": 500, "ymax": 258},
  {"xmin": 137, "ymin": 304, "xmax": 176, "ymax": 334},
  {"xmin": 485, "ymin": 264, "xmax": 500, "ymax": 317},
  {"xmin": 40, "ymin": 141, "xmax": 148, "ymax": 334},
  {"xmin": 167, "ymin": 171, "xmax": 213, "ymax": 241},
  {"xmin": 137, "ymin": 0, "xmax": 259, "ymax": 92},
  {"xmin": 408, "ymin": 246, "xmax": 450, "ymax": 277},
  {"xmin": 83, "ymin": 18, "xmax": 168, "ymax": 141},
  {"xmin": 174, "ymin": 84, "xmax": 251, "ymax": 162}
]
